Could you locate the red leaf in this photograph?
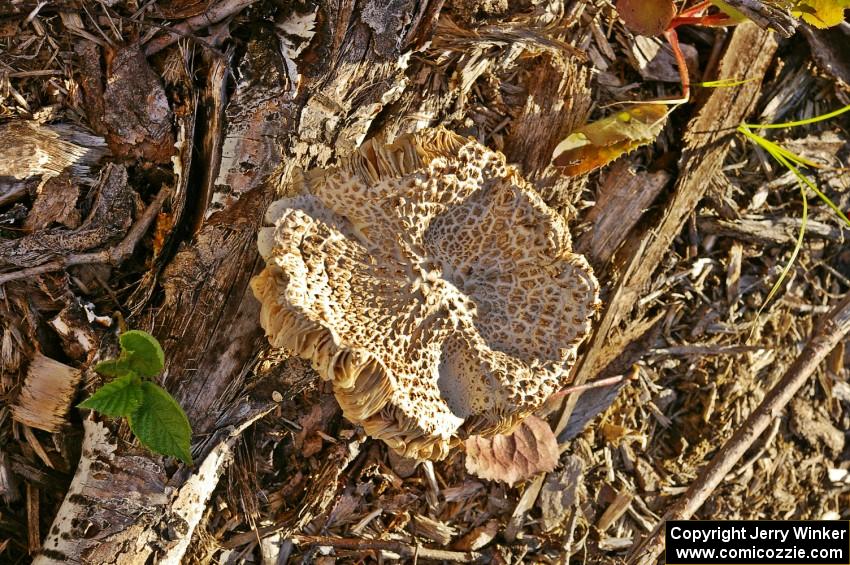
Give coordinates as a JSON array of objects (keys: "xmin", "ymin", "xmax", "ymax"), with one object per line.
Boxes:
[
  {"xmin": 616, "ymin": 0, "xmax": 676, "ymax": 36},
  {"xmin": 464, "ymin": 416, "xmax": 559, "ymax": 486}
]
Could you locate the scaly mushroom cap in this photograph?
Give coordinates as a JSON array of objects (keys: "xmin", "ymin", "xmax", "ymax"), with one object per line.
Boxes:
[{"xmin": 251, "ymin": 128, "xmax": 599, "ymax": 460}]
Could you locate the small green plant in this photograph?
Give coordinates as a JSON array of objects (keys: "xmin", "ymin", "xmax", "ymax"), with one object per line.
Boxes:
[
  {"xmin": 79, "ymin": 330, "xmax": 193, "ymax": 464},
  {"xmin": 737, "ymin": 104, "xmax": 850, "ymax": 325}
]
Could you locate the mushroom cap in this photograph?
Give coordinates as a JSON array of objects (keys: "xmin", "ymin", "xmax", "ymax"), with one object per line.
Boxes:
[{"xmin": 251, "ymin": 128, "xmax": 599, "ymax": 460}]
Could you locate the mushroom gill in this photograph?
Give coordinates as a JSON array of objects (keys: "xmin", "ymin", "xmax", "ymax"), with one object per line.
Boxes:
[{"xmin": 251, "ymin": 127, "xmax": 599, "ymax": 460}]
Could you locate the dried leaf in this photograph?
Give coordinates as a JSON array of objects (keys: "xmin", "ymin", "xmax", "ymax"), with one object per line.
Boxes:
[
  {"xmin": 551, "ymin": 104, "xmax": 668, "ymax": 177},
  {"xmin": 464, "ymin": 415, "xmax": 559, "ymax": 486},
  {"xmin": 616, "ymin": 0, "xmax": 675, "ymax": 36}
]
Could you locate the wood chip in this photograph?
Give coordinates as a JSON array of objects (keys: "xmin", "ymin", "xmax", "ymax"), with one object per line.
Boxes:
[
  {"xmin": 596, "ymin": 489, "xmax": 633, "ymax": 532},
  {"xmin": 453, "ymin": 519, "xmax": 499, "ymax": 551},
  {"xmin": 538, "ymin": 456, "xmax": 583, "ymax": 532},
  {"xmin": 410, "ymin": 513, "xmax": 457, "ymax": 545},
  {"xmin": 10, "ymin": 353, "xmax": 82, "ymax": 432}
]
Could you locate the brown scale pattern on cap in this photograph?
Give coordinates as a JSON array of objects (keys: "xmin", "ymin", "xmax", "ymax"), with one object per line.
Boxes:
[{"xmin": 251, "ymin": 128, "xmax": 599, "ymax": 460}]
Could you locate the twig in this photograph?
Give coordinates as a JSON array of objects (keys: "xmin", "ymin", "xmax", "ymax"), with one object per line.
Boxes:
[
  {"xmin": 290, "ymin": 535, "xmax": 482, "ymax": 563},
  {"xmin": 718, "ymin": 0, "xmax": 797, "ymax": 37},
  {"xmin": 625, "ymin": 291, "xmax": 850, "ymax": 565},
  {"xmin": 143, "ymin": 0, "xmax": 258, "ymax": 56},
  {"xmin": 550, "ymin": 373, "xmax": 629, "ymax": 400},
  {"xmin": 0, "ymin": 187, "xmax": 171, "ymax": 286}
]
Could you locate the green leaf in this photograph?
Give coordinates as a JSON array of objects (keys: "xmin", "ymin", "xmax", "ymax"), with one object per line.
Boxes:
[
  {"xmin": 120, "ymin": 330, "xmax": 165, "ymax": 377},
  {"xmin": 128, "ymin": 382, "xmax": 193, "ymax": 464},
  {"xmin": 93, "ymin": 358, "xmax": 130, "ymax": 377},
  {"xmin": 78, "ymin": 374, "xmax": 143, "ymax": 417}
]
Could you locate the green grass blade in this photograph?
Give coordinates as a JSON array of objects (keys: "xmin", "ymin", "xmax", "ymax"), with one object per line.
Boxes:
[
  {"xmin": 740, "ymin": 103, "xmax": 850, "ymax": 130},
  {"xmin": 737, "ymin": 126, "xmax": 821, "ymax": 169},
  {"xmin": 752, "ymin": 152, "xmax": 808, "ymax": 327},
  {"xmin": 738, "ymin": 126, "xmax": 850, "ymax": 228},
  {"xmin": 697, "ymin": 77, "xmax": 758, "ymax": 88}
]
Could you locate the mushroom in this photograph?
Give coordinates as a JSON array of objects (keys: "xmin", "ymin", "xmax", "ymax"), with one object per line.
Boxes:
[{"xmin": 251, "ymin": 127, "xmax": 599, "ymax": 460}]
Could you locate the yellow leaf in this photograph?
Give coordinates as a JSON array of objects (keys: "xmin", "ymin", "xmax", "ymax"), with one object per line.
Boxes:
[
  {"xmin": 710, "ymin": 0, "xmax": 749, "ymax": 22},
  {"xmin": 793, "ymin": 0, "xmax": 850, "ymax": 28},
  {"xmin": 551, "ymin": 104, "xmax": 668, "ymax": 176}
]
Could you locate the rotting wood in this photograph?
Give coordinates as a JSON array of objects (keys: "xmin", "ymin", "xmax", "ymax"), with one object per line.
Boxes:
[
  {"xmin": 0, "ymin": 163, "xmax": 132, "ymax": 271},
  {"xmin": 574, "ymin": 159, "xmax": 671, "ymax": 267},
  {"xmin": 699, "ymin": 214, "xmax": 849, "ymax": 244},
  {"xmin": 626, "ymin": 290, "xmax": 850, "ymax": 564},
  {"xmin": 0, "ymin": 120, "xmax": 107, "ymax": 207},
  {"xmin": 37, "ymin": 1, "xmax": 449, "ymax": 560},
  {"xmin": 27, "ymin": 482, "xmax": 39, "ymax": 555},
  {"xmin": 502, "ymin": 52, "xmax": 592, "ymax": 203},
  {"xmin": 144, "ymin": 0, "xmax": 262, "ymax": 56},
  {"xmin": 555, "ymin": 22, "xmax": 779, "ymax": 437}
]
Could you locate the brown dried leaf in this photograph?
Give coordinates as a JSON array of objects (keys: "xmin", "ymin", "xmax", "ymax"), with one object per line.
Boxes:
[
  {"xmin": 616, "ymin": 0, "xmax": 675, "ymax": 36},
  {"xmin": 464, "ymin": 415, "xmax": 559, "ymax": 486}
]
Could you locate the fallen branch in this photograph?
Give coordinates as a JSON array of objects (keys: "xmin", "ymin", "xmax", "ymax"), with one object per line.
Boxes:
[
  {"xmin": 290, "ymin": 535, "xmax": 483, "ymax": 563},
  {"xmin": 718, "ymin": 0, "xmax": 797, "ymax": 37},
  {"xmin": 0, "ymin": 186, "xmax": 171, "ymax": 286},
  {"xmin": 143, "ymin": 0, "xmax": 259, "ymax": 56},
  {"xmin": 626, "ymin": 290, "xmax": 850, "ymax": 565}
]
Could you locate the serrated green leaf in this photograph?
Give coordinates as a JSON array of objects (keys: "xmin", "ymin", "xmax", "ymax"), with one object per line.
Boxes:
[
  {"xmin": 120, "ymin": 330, "xmax": 165, "ymax": 377},
  {"xmin": 128, "ymin": 382, "xmax": 193, "ymax": 464},
  {"xmin": 93, "ymin": 358, "xmax": 130, "ymax": 377},
  {"xmin": 78, "ymin": 374, "xmax": 143, "ymax": 417}
]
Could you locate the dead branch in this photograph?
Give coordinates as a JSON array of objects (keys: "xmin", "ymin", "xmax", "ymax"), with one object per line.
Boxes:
[
  {"xmin": 0, "ymin": 185, "xmax": 171, "ymax": 286},
  {"xmin": 719, "ymin": 0, "xmax": 797, "ymax": 37},
  {"xmin": 143, "ymin": 0, "xmax": 259, "ymax": 56},
  {"xmin": 290, "ymin": 535, "xmax": 483, "ymax": 563},
  {"xmin": 626, "ymin": 290, "xmax": 850, "ymax": 565}
]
